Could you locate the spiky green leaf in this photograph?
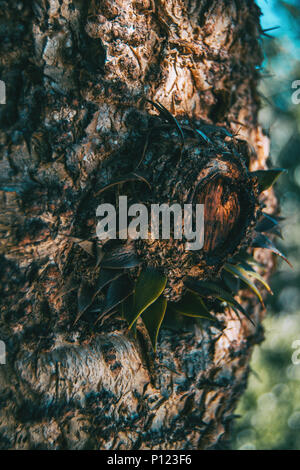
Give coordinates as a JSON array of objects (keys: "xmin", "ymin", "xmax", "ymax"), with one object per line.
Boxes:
[
  {"xmin": 98, "ymin": 275, "xmax": 133, "ymax": 320},
  {"xmin": 101, "ymin": 247, "xmax": 141, "ymax": 269},
  {"xmin": 141, "ymin": 296, "xmax": 167, "ymax": 351},
  {"xmin": 256, "ymin": 213, "xmax": 283, "ymax": 238},
  {"xmin": 128, "ymin": 267, "xmax": 167, "ymax": 329},
  {"xmin": 185, "ymin": 279, "xmax": 254, "ymax": 324},
  {"xmin": 252, "ymin": 233, "xmax": 292, "ymax": 267},
  {"xmin": 224, "ymin": 264, "xmax": 265, "ymax": 305},
  {"xmin": 221, "ymin": 270, "xmax": 240, "ymax": 293},
  {"xmin": 163, "ymin": 307, "xmax": 195, "ymax": 331},
  {"xmin": 231, "ymin": 252, "xmax": 264, "ymax": 269},
  {"xmin": 201, "ymin": 124, "xmax": 233, "ymax": 138},
  {"xmin": 231, "ymin": 263, "xmax": 273, "ymax": 294},
  {"xmin": 120, "ymin": 294, "xmax": 133, "ymax": 320},
  {"xmin": 94, "ymin": 269, "xmax": 123, "ymax": 298},
  {"xmin": 169, "ymin": 292, "xmax": 215, "ymax": 320},
  {"xmin": 251, "ymin": 168, "xmax": 286, "ymax": 192},
  {"xmin": 194, "ymin": 128, "xmax": 212, "ymax": 144},
  {"xmin": 256, "ymin": 213, "xmax": 279, "ymax": 232}
]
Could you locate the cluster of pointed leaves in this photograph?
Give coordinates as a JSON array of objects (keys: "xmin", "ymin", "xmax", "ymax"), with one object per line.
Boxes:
[{"xmin": 69, "ymin": 112, "xmax": 290, "ymax": 352}]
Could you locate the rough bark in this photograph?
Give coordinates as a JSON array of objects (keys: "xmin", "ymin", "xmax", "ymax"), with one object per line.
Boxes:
[{"xmin": 0, "ymin": 0, "xmax": 277, "ymax": 450}]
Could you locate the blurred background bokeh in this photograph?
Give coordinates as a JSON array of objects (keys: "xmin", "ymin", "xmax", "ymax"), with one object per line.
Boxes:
[{"xmin": 231, "ymin": 0, "xmax": 300, "ymax": 450}]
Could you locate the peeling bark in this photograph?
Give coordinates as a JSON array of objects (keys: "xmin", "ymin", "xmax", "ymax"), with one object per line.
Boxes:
[{"xmin": 0, "ymin": 0, "xmax": 276, "ymax": 449}]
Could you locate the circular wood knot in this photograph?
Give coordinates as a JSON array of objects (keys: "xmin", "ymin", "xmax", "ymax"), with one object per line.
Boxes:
[
  {"xmin": 192, "ymin": 157, "xmax": 258, "ymax": 265},
  {"xmin": 197, "ymin": 177, "xmax": 241, "ymax": 254}
]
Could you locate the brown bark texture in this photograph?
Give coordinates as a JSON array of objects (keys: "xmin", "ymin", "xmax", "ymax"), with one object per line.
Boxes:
[{"xmin": 0, "ymin": 0, "xmax": 277, "ymax": 450}]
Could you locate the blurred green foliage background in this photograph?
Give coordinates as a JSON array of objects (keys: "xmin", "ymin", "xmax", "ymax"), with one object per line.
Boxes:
[{"xmin": 231, "ymin": 0, "xmax": 300, "ymax": 450}]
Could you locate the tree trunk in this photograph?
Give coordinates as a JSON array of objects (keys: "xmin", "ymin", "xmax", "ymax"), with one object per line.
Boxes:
[{"xmin": 0, "ymin": 0, "xmax": 277, "ymax": 450}]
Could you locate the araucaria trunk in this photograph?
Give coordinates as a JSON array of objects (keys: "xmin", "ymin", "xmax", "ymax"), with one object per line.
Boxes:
[{"xmin": 0, "ymin": 0, "xmax": 277, "ymax": 450}]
